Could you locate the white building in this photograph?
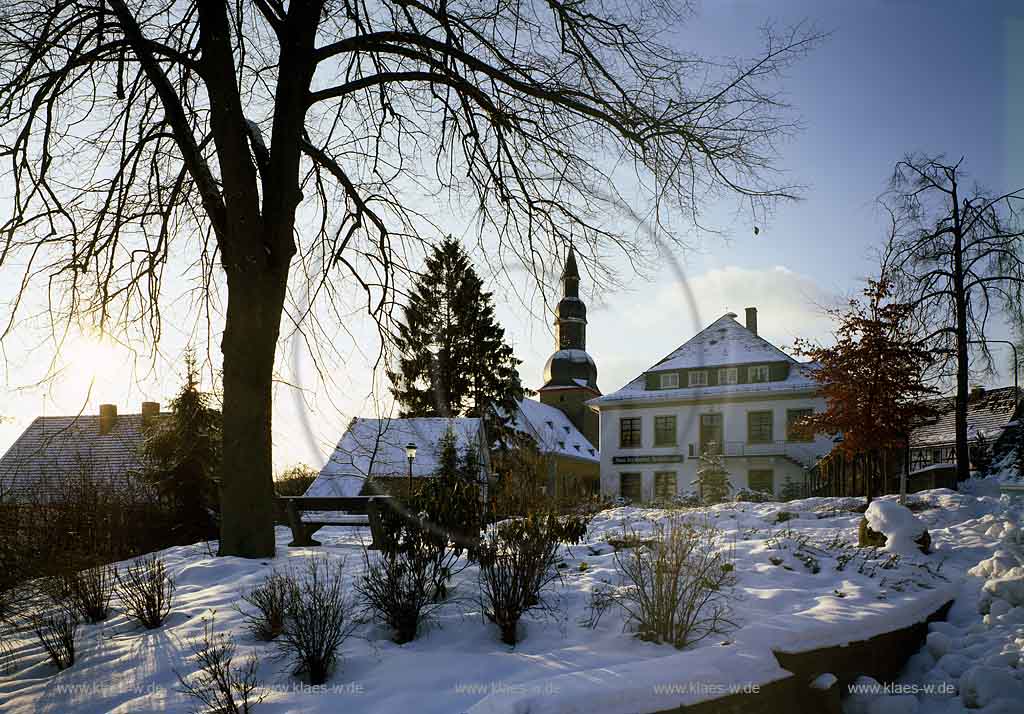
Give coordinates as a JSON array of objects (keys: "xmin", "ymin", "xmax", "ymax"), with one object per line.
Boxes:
[{"xmin": 588, "ymin": 308, "xmax": 834, "ymax": 501}]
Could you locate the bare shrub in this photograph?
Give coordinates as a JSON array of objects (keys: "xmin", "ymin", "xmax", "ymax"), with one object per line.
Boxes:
[
  {"xmin": 477, "ymin": 512, "xmax": 588, "ymax": 645},
  {"xmin": 238, "ymin": 570, "xmax": 297, "ymax": 641},
  {"xmin": 610, "ymin": 516, "xmax": 736, "ymax": 649},
  {"xmin": 356, "ymin": 543, "xmax": 442, "ymax": 644},
  {"xmin": 277, "ymin": 557, "xmax": 356, "ymax": 685},
  {"xmin": 116, "ymin": 556, "xmax": 175, "ymax": 629},
  {"xmin": 176, "ymin": 617, "xmax": 264, "ymax": 714},
  {"xmin": 60, "ymin": 563, "xmax": 116, "ymax": 624},
  {"xmin": 33, "ymin": 609, "xmax": 79, "ymax": 670}
]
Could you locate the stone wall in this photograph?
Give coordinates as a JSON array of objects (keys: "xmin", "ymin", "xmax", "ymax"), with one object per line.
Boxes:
[{"xmin": 655, "ymin": 600, "xmax": 953, "ymax": 714}]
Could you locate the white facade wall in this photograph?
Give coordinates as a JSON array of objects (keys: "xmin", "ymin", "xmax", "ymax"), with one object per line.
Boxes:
[{"xmin": 598, "ymin": 393, "xmax": 833, "ymax": 501}]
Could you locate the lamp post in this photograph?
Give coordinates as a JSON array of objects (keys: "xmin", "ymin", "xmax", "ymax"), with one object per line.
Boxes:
[{"xmin": 405, "ymin": 442, "xmax": 417, "ymax": 492}]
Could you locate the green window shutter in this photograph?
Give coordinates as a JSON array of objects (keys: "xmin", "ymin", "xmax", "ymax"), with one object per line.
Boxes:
[
  {"xmin": 645, "ymin": 373, "xmax": 657, "ymax": 390},
  {"xmin": 747, "ymin": 411, "xmax": 773, "ymax": 443},
  {"xmin": 771, "ymin": 363, "xmax": 789, "ymax": 381},
  {"xmin": 654, "ymin": 415, "xmax": 677, "ymax": 446},
  {"xmin": 738, "ymin": 365, "xmax": 749, "ymax": 384}
]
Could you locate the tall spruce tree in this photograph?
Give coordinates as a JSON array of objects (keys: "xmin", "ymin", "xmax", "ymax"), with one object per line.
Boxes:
[{"xmin": 389, "ymin": 237, "xmax": 525, "ymax": 421}]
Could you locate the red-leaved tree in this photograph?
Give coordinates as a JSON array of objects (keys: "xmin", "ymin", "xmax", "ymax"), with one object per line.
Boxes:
[{"xmin": 793, "ymin": 279, "xmax": 937, "ymax": 500}]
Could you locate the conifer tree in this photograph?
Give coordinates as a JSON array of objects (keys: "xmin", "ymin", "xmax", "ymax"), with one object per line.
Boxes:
[
  {"xmin": 143, "ymin": 354, "xmax": 222, "ymax": 545},
  {"xmin": 389, "ymin": 237, "xmax": 525, "ymax": 422},
  {"xmin": 694, "ymin": 448, "xmax": 733, "ymax": 504}
]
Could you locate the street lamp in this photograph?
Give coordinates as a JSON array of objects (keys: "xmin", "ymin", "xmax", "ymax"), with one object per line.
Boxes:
[{"xmin": 405, "ymin": 442, "xmax": 417, "ymax": 491}]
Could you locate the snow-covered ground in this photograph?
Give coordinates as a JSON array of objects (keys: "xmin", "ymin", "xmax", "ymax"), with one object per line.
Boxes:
[{"xmin": 0, "ymin": 488, "xmax": 1020, "ymax": 714}]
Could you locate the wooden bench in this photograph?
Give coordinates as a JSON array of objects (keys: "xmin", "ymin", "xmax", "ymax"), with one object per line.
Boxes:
[{"xmin": 278, "ymin": 496, "xmax": 393, "ymax": 549}]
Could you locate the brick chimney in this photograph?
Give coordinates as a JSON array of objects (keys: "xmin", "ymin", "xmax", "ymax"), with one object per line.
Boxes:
[
  {"xmin": 745, "ymin": 306, "xmax": 758, "ymax": 335},
  {"xmin": 99, "ymin": 404, "xmax": 117, "ymax": 435},
  {"xmin": 141, "ymin": 401, "xmax": 160, "ymax": 423}
]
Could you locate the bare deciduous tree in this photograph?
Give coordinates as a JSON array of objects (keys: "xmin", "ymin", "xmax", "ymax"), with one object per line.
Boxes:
[
  {"xmin": 0, "ymin": 1, "xmax": 819, "ymax": 556},
  {"xmin": 884, "ymin": 155, "xmax": 1024, "ymax": 482}
]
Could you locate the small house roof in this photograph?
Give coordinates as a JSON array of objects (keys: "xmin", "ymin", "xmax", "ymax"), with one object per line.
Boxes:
[
  {"xmin": 909, "ymin": 386, "xmax": 1021, "ymax": 449},
  {"xmin": 0, "ymin": 413, "xmax": 157, "ymax": 500},
  {"xmin": 308, "ymin": 417, "xmax": 484, "ymax": 498},
  {"xmin": 512, "ymin": 398, "xmax": 598, "ymax": 462}
]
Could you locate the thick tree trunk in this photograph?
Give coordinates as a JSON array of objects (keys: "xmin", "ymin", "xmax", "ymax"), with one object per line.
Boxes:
[
  {"xmin": 217, "ymin": 262, "xmax": 289, "ymax": 558},
  {"xmin": 951, "ymin": 180, "xmax": 971, "ymax": 484}
]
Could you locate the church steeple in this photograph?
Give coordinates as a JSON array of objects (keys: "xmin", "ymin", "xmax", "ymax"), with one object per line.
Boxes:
[
  {"xmin": 539, "ymin": 247, "xmax": 600, "ymax": 446},
  {"xmin": 555, "ymin": 246, "xmax": 587, "ymax": 351}
]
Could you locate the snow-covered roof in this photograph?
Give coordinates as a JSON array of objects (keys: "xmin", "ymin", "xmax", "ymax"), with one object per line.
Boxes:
[
  {"xmin": 0, "ymin": 413, "xmax": 160, "ymax": 501},
  {"xmin": 648, "ymin": 313, "xmax": 795, "ymax": 373},
  {"xmin": 308, "ymin": 417, "xmax": 485, "ymax": 498},
  {"xmin": 513, "ymin": 398, "xmax": 598, "ymax": 463},
  {"xmin": 910, "ymin": 386, "xmax": 1021, "ymax": 449},
  {"xmin": 591, "ymin": 313, "xmax": 817, "ymax": 407}
]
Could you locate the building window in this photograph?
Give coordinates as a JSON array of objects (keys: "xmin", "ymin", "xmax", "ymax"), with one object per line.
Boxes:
[
  {"xmin": 747, "ymin": 411, "xmax": 773, "ymax": 443},
  {"xmin": 654, "ymin": 415, "xmax": 677, "ymax": 446},
  {"xmin": 688, "ymin": 370, "xmax": 708, "ymax": 387},
  {"xmin": 718, "ymin": 367, "xmax": 738, "ymax": 385},
  {"xmin": 700, "ymin": 413, "xmax": 723, "ymax": 454},
  {"xmin": 620, "ymin": 473, "xmax": 642, "ymax": 501},
  {"xmin": 787, "ymin": 408, "xmax": 814, "ymax": 442},
  {"xmin": 749, "ymin": 365, "xmax": 771, "ymax": 383},
  {"xmin": 659, "ymin": 372, "xmax": 679, "ymax": 389},
  {"xmin": 748, "ymin": 469, "xmax": 775, "ymax": 494},
  {"xmin": 654, "ymin": 471, "xmax": 677, "ymax": 499},
  {"xmin": 620, "ymin": 417, "xmax": 642, "ymax": 448}
]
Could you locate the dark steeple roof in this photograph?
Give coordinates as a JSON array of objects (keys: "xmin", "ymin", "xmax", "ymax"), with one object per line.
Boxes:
[
  {"xmin": 562, "ymin": 245, "xmax": 580, "ymax": 281},
  {"xmin": 540, "ymin": 246, "xmax": 599, "ymax": 392}
]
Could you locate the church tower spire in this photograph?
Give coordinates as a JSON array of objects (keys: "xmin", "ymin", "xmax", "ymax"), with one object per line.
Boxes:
[{"xmin": 539, "ymin": 246, "xmax": 600, "ymax": 446}]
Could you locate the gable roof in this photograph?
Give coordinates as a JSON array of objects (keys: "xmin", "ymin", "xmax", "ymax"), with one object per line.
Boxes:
[
  {"xmin": 910, "ymin": 386, "xmax": 1021, "ymax": 448},
  {"xmin": 512, "ymin": 398, "xmax": 598, "ymax": 463},
  {"xmin": 0, "ymin": 413, "xmax": 157, "ymax": 501},
  {"xmin": 648, "ymin": 312, "xmax": 795, "ymax": 373},
  {"xmin": 307, "ymin": 417, "xmax": 485, "ymax": 498},
  {"xmin": 591, "ymin": 313, "xmax": 817, "ymax": 407}
]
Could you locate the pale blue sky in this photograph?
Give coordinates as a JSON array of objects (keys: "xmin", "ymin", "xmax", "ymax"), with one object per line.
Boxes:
[{"xmin": 2, "ymin": 1, "xmax": 1022, "ymax": 468}]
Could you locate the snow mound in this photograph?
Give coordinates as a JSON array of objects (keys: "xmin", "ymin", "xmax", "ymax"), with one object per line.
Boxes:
[{"xmin": 864, "ymin": 501, "xmax": 928, "ymax": 556}]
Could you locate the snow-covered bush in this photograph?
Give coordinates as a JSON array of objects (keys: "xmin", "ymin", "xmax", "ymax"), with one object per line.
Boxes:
[
  {"xmin": 177, "ymin": 618, "xmax": 264, "ymax": 714},
  {"xmin": 32, "ymin": 609, "xmax": 78, "ymax": 671},
  {"xmin": 478, "ymin": 512, "xmax": 583, "ymax": 645},
  {"xmin": 116, "ymin": 556, "xmax": 175, "ymax": 629},
  {"xmin": 58, "ymin": 563, "xmax": 115, "ymax": 624},
  {"xmin": 239, "ymin": 570, "xmax": 297, "ymax": 641},
  {"xmin": 734, "ymin": 488, "xmax": 774, "ymax": 503},
  {"xmin": 862, "ymin": 501, "xmax": 931, "ymax": 555},
  {"xmin": 278, "ymin": 557, "xmax": 356, "ymax": 685},
  {"xmin": 611, "ymin": 516, "xmax": 736, "ymax": 649},
  {"xmin": 356, "ymin": 542, "xmax": 443, "ymax": 644}
]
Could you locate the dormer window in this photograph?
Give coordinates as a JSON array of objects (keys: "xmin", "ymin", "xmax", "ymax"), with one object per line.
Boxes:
[
  {"xmin": 660, "ymin": 372, "xmax": 679, "ymax": 389},
  {"xmin": 688, "ymin": 370, "xmax": 708, "ymax": 387},
  {"xmin": 749, "ymin": 365, "xmax": 771, "ymax": 383},
  {"xmin": 718, "ymin": 367, "xmax": 738, "ymax": 385}
]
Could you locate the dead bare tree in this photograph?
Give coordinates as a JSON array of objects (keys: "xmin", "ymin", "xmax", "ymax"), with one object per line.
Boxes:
[
  {"xmin": 0, "ymin": 0, "xmax": 820, "ymax": 557},
  {"xmin": 884, "ymin": 155, "xmax": 1024, "ymax": 482}
]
